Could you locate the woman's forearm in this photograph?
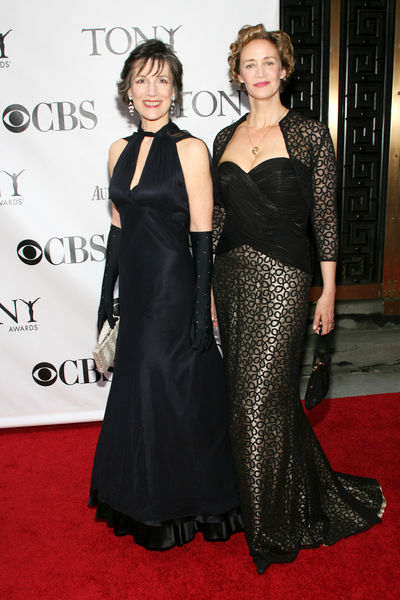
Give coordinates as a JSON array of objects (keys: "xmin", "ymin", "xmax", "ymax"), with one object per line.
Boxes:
[{"xmin": 320, "ymin": 261, "xmax": 336, "ymax": 295}]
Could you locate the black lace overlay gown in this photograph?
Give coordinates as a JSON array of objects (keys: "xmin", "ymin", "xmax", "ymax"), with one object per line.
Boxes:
[
  {"xmin": 89, "ymin": 121, "xmax": 241, "ymax": 550},
  {"xmin": 212, "ymin": 112, "xmax": 385, "ymax": 566}
]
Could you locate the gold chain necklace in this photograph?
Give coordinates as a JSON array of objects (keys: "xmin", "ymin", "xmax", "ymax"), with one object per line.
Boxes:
[{"xmin": 246, "ymin": 109, "xmax": 287, "ymax": 158}]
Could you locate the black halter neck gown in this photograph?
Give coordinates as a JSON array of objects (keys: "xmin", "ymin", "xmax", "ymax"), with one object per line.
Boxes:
[{"xmin": 89, "ymin": 121, "xmax": 242, "ymax": 549}]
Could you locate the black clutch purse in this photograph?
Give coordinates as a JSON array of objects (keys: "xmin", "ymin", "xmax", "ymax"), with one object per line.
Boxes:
[{"xmin": 304, "ymin": 326, "xmax": 332, "ymax": 410}]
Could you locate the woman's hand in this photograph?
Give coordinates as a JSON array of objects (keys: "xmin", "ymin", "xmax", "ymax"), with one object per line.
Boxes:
[
  {"xmin": 313, "ymin": 291, "xmax": 335, "ymax": 335},
  {"xmin": 313, "ymin": 261, "xmax": 336, "ymax": 335}
]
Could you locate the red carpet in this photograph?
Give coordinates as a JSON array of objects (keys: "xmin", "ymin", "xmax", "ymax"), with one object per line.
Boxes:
[{"xmin": 1, "ymin": 393, "xmax": 398, "ymax": 600}]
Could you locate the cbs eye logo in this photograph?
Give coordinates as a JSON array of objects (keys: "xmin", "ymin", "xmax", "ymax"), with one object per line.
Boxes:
[
  {"xmin": 3, "ymin": 104, "xmax": 30, "ymax": 133},
  {"xmin": 17, "ymin": 239, "xmax": 43, "ymax": 265},
  {"xmin": 32, "ymin": 359, "xmax": 113, "ymax": 386},
  {"xmin": 32, "ymin": 362, "xmax": 57, "ymax": 386},
  {"xmin": 16, "ymin": 235, "xmax": 106, "ymax": 266},
  {"xmin": 2, "ymin": 101, "xmax": 97, "ymax": 133}
]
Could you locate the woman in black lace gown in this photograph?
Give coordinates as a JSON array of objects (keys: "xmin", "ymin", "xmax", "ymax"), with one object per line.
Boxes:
[
  {"xmin": 89, "ymin": 40, "xmax": 241, "ymax": 550},
  {"xmin": 212, "ymin": 25, "xmax": 385, "ymax": 574}
]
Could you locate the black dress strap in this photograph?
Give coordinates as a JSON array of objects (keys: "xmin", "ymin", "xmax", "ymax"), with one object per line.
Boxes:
[{"xmin": 167, "ymin": 129, "xmax": 194, "ymax": 143}]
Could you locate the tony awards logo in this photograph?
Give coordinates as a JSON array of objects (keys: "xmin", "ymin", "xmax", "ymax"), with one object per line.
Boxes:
[
  {"xmin": 0, "ymin": 169, "xmax": 25, "ymax": 206},
  {"xmin": 82, "ymin": 25, "xmax": 182, "ymax": 55},
  {"xmin": 0, "ymin": 297, "xmax": 40, "ymax": 333},
  {"xmin": 0, "ymin": 29, "xmax": 12, "ymax": 68}
]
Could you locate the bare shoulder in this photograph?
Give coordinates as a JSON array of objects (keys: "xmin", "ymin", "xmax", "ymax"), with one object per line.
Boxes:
[
  {"xmin": 176, "ymin": 137, "xmax": 210, "ymax": 167},
  {"xmin": 109, "ymin": 137, "xmax": 128, "ymax": 160},
  {"xmin": 108, "ymin": 138, "xmax": 128, "ymax": 175}
]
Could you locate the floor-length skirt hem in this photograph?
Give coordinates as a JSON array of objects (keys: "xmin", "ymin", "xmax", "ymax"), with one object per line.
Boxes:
[
  {"xmin": 213, "ymin": 246, "xmax": 385, "ymax": 568},
  {"xmin": 89, "ymin": 489, "xmax": 243, "ymax": 551},
  {"xmin": 251, "ymin": 509, "xmax": 384, "ymax": 571},
  {"xmin": 247, "ymin": 470, "xmax": 386, "ymax": 564},
  {"xmin": 251, "ymin": 510, "xmax": 383, "ymax": 559}
]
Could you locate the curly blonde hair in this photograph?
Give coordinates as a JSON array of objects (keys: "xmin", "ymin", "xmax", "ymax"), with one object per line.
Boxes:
[{"xmin": 228, "ymin": 24, "xmax": 295, "ymax": 93}]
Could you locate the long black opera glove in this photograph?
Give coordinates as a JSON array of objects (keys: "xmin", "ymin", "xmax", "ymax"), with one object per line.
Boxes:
[
  {"xmin": 190, "ymin": 231, "xmax": 214, "ymax": 355},
  {"xmin": 97, "ymin": 224, "xmax": 121, "ymax": 333}
]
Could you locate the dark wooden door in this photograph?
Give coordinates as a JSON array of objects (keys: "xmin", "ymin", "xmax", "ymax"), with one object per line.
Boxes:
[{"xmin": 280, "ymin": 0, "xmax": 400, "ymax": 313}]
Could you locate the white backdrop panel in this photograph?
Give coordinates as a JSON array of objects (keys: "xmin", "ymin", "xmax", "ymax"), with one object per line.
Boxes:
[{"xmin": 0, "ymin": 0, "xmax": 279, "ymax": 427}]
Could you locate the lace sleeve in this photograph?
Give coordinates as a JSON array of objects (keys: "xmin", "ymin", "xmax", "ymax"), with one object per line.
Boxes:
[
  {"xmin": 211, "ymin": 130, "xmax": 228, "ymax": 253},
  {"xmin": 311, "ymin": 125, "xmax": 339, "ymax": 261}
]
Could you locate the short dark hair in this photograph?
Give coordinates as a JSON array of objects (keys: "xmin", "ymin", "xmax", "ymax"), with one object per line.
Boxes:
[{"xmin": 117, "ymin": 39, "xmax": 183, "ymax": 106}]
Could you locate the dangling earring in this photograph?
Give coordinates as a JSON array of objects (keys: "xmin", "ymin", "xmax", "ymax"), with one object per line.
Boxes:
[
  {"xmin": 128, "ymin": 96, "xmax": 135, "ymax": 117},
  {"xmin": 170, "ymin": 96, "xmax": 175, "ymax": 115}
]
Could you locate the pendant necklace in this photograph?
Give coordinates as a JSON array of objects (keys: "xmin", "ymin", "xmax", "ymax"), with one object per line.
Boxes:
[{"xmin": 246, "ymin": 109, "xmax": 287, "ymax": 158}]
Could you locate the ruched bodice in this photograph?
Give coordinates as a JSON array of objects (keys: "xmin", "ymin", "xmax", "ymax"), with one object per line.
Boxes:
[
  {"xmin": 212, "ymin": 111, "xmax": 339, "ymax": 265},
  {"xmin": 217, "ymin": 158, "xmax": 311, "ymax": 273}
]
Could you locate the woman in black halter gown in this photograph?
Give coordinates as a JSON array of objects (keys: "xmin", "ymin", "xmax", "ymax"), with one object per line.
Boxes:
[
  {"xmin": 212, "ymin": 25, "xmax": 385, "ymax": 574},
  {"xmin": 89, "ymin": 39, "xmax": 241, "ymax": 550}
]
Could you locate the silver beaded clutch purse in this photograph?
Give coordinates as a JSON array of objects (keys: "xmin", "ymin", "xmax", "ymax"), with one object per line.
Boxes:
[{"xmin": 93, "ymin": 317, "xmax": 120, "ymax": 373}]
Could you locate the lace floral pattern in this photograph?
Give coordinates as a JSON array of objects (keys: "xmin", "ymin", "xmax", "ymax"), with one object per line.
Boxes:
[
  {"xmin": 211, "ymin": 113, "xmax": 384, "ymax": 565},
  {"xmin": 213, "ymin": 246, "xmax": 384, "ymax": 560}
]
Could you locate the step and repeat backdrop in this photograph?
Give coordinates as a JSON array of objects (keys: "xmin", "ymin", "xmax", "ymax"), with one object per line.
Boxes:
[{"xmin": 1, "ymin": 0, "xmax": 279, "ymax": 427}]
